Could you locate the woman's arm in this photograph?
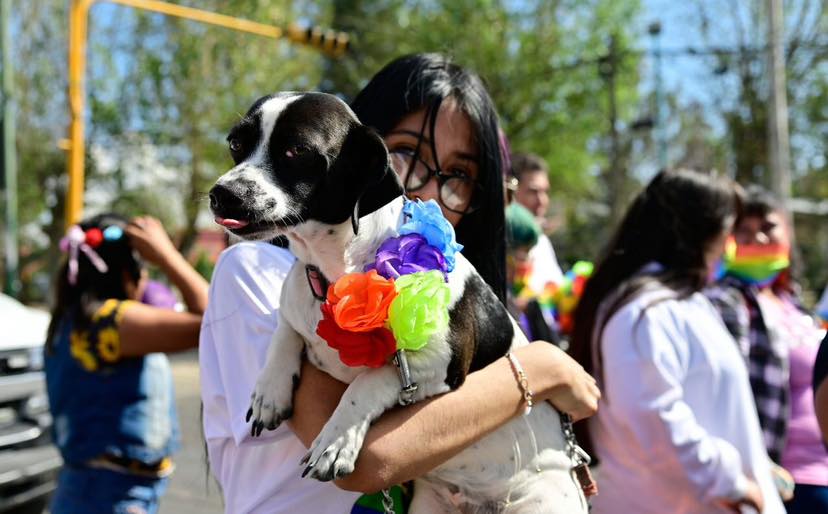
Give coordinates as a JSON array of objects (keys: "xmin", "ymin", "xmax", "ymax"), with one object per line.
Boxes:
[
  {"xmin": 118, "ymin": 302, "xmax": 203, "ymax": 357},
  {"xmin": 288, "ymin": 341, "xmax": 599, "ymax": 493},
  {"xmin": 126, "ymin": 216, "xmax": 209, "ymax": 314}
]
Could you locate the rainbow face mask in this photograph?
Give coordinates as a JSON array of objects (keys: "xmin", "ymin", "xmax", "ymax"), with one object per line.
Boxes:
[{"xmin": 723, "ymin": 237, "xmax": 790, "ymax": 287}]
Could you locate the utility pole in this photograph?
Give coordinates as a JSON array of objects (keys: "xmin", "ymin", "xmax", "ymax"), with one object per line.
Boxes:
[
  {"xmin": 600, "ymin": 35, "xmax": 623, "ymax": 221},
  {"xmin": 648, "ymin": 21, "xmax": 668, "ymax": 171},
  {"xmin": 767, "ymin": 0, "xmax": 792, "ymax": 207},
  {"xmin": 1, "ymin": 0, "xmax": 19, "ymax": 297}
]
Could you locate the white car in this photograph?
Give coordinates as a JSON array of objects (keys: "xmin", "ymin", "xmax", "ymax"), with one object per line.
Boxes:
[{"xmin": 0, "ymin": 294, "xmax": 61, "ymax": 514}]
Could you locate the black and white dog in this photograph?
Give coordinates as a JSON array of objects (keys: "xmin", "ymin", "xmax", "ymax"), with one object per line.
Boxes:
[{"xmin": 209, "ymin": 92, "xmax": 586, "ymax": 514}]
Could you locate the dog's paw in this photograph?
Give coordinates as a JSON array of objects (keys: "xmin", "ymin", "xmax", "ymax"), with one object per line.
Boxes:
[
  {"xmin": 300, "ymin": 421, "xmax": 369, "ymax": 481},
  {"xmin": 246, "ymin": 372, "xmax": 297, "ymax": 437}
]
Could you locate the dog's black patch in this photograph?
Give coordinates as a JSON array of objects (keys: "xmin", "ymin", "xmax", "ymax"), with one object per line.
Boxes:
[
  {"xmin": 267, "ymin": 93, "xmax": 399, "ymax": 229},
  {"xmin": 227, "ymin": 105, "xmax": 265, "ymax": 165},
  {"xmin": 213, "ymin": 92, "xmax": 402, "ymax": 236},
  {"xmin": 444, "ymin": 273, "xmax": 514, "ymax": 389}
]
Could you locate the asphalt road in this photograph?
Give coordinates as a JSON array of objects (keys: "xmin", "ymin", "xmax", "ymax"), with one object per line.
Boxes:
[{"xmin": 159, "ymin": 351, "xmax": 224, "ymax": 514}]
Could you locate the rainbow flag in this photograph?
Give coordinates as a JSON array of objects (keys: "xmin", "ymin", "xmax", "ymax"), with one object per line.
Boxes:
[
  {"xmin": 723, "ymin": 238, "xmax": 789, "ymax": 287},
  {"xmin": 513, "ymin": 261, "xmax": 593, "ymax": 335}
]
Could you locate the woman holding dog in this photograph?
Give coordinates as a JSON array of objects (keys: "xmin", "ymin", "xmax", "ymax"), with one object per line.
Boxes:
[
  {"xmin": 45, "ymin": 214, "xmax": 209, "ymax": 514},
  {"xmin": 569, "ymin": 169, "xmax": 784, "ymax": 514},
  {"xmin": 199, "ymin": 53, "xmax": 599, "ymax": 513}
]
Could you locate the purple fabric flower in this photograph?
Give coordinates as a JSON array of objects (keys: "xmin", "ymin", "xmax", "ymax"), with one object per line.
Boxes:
[
  {"xmin": 365, "ymin": 233, "xmax": 448, "ymax": 281},
  {"xmin": 141, "ymin": 280, "xmax": 178, "ymax": 309}
]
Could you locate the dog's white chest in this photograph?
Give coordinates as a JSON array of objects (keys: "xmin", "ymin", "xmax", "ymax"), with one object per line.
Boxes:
[{"xmin": 280, "ymin": 263, "xmax": 366, "ymax": 384}]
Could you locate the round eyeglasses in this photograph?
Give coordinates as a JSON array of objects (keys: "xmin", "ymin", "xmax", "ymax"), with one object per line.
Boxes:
[{"xmin": 389, "ymin": 148, "xmax": 482, "ymax": 215}]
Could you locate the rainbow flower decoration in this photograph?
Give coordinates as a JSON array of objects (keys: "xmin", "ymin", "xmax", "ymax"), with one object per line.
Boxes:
[
  {"xmin": 513, "ymin": 260, "xmax": 593, "ymax": 335},
  {"xmin": 316, "ymin": 200, "xmax": 453, "ymax": 368},
  {"xmin": 723, "ymin": 237, "xmax": 790, "ymax": 288},
  {"xmin": 400, "ymin": 200, "xmax": 463, "ymax": 272}
]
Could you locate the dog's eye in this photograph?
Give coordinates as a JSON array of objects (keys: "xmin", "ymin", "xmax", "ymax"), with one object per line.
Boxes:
[
  {"xmin": 285, "ymin": 145, "xmax": 307, "ymax": 159},
  {"xmin": 229, "ymin": 138, "xmax": 242, "ymax": 152}
]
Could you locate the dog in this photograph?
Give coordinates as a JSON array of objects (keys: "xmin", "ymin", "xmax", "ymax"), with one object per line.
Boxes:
[{"xmin": 208, "ymin": 92, "xmax": 587, "ymax": 514}]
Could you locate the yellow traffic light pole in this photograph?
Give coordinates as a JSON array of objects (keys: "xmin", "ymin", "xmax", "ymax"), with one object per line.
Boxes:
[{"xmin": 66, "ymin": 0, "xmax": 348, "ymax": 226}]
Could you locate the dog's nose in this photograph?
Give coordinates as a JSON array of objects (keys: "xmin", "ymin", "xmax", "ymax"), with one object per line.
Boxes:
[{"xmin": 209, "ymin": 184, "xmax": 242, "ymax": 213}]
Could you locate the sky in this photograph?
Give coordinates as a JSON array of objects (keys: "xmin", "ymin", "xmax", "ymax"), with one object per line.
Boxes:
[
  {"xmin": 87, "ymin": 0, "xmax": 825, "ymax": 182},
  {"xmin": 89, "ymin": 1, "xmax": 722, "ymax": 107}
]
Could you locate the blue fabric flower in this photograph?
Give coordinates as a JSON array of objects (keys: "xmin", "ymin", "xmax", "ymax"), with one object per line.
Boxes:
[{"xmin": 400, "ymin": 200, "xmax": 463, "ymax": 272}]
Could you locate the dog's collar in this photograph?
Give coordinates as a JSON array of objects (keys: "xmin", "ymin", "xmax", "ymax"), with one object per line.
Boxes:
[{"xmin": 305, "ymin": 265, "xmax": 330, "ymax": 302}]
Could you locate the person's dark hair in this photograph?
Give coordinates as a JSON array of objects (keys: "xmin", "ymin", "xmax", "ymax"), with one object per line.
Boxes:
[
  {"xmin": 511, "ymin": 152, "xmax": 548, "ymax": 182},
  {"xmin": 46, "ymin": 213, "xmax": 143, "ymax": 349},
  {"xmin": 570, "ymin": 169, "xmax": 740, "ymax": 380},
  {"xmin": 741, "ymin": 184, "xmax": 782, "ymax": 220},
  {"xmin": 350, "ymin": 53, "xmax": 507, "ymax": 303}
]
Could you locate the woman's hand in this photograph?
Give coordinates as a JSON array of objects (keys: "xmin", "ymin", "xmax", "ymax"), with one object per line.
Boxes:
[
  {"xmin": 718, "ymin": 478, "xmax": 764, "ymax": 513},
  {"xmin": 126, "ymin": 215, "xmax": 209, "ymax": 314},
  {"xmin": 125, "ymin": 216, "xmax": 179, "ymax": 267},
  {"xmin": 739, "ymin": 478, "xmax": 765, "ymax": 513},
  {"xmin": 519, "ymin": 341, "xmax": 600, "ymax": 422}
]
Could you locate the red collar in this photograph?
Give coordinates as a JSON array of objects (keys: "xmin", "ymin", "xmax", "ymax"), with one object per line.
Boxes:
[{"xmin": 305, "ymin": 265, "xmax": 329, "ymax": 302}]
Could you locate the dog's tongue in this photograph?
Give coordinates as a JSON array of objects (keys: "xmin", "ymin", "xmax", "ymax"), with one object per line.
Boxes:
[{"xmin": 215, "ymin": 216, "xmax": 249, "ymax": 229}]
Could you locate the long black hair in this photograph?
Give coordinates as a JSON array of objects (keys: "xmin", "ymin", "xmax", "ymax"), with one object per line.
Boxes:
[
  {"xmin": 46, "ymin": 213, "xmax": 143, "ymax": 348},
  {"xmin": 350, "ymin": 53, "xmax": 507, "ymax": 304},
  {"xmin": 570, "ymin": 169, "xmax": 740, "ymax": 380}
]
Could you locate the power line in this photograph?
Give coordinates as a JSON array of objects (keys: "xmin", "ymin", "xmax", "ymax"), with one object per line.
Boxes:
[{"xmin": 541, "ymin": 41, "xmax": 828, "ymax": 74}]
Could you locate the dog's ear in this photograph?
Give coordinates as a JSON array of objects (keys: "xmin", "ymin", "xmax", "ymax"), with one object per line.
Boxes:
[
  {"xmin": 336, "ymin": 123, "xmax": 389, "ymax": 190},
  {"xmin": 330, "ymin": 124, "xmax": 390, "ymax": 235}
]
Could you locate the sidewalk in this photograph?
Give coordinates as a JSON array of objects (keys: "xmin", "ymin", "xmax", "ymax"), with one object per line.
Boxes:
[{"xmin": 160, "ymin": 351, "xmax": 223, "ymax": 514}]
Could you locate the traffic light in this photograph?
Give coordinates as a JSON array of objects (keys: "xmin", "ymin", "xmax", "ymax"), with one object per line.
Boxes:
[{"xmin": 286, "ymin": 23, "xmax": 349, "ymax": 57}]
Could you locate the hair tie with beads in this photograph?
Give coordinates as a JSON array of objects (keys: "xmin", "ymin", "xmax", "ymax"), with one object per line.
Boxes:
[{"xmin": 59, "ymin": 225, "xmax": 109, "ymax": 285}]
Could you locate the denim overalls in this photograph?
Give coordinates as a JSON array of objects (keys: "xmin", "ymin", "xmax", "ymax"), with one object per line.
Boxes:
[{"xmin": 45, "ymin": 300, "xmax": 180, "ymax": 514}]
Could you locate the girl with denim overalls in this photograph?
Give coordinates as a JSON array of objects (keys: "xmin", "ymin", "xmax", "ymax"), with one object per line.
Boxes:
[{"xmin": 45, "ymin": 214, "xmax": 208, "ymax": 514}]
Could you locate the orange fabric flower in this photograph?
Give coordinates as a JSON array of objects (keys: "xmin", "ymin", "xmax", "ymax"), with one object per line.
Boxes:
[
  {"xmin": 317, "ymin": 303, "xmax": 396, "ymax": 368},
  {"xmin": 327, "ymin": 270, "xmax": 397, "ymax": 332}
]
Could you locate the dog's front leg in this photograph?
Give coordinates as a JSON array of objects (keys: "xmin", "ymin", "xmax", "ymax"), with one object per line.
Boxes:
[
  {"xmin": 247, "ymin": 312, "xmax": 305, "ymax": 436},
  {"xmin": 301, "ymin": 365, "xmax": 401, "ymax": 482}
]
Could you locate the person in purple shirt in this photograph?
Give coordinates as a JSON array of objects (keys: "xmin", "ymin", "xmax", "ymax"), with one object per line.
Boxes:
[{"xmin": 706, "ymin": 186, "xmax": 828, "ymax": 513}]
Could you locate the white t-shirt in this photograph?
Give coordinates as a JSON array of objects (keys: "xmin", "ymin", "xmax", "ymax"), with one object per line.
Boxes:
[
  {"xmin": 590, "ymin": 288, "xmax": 785, "ymax": 514},
  {"xmin": 199, "ymin": 242, "xmax": 361, "ymax": 514},
  {"xmin": 526, "ymin": 234, "xmax": 564, "ymax": 294}
]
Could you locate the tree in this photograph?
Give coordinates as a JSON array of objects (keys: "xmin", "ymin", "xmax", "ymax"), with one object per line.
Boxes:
[
  {"xmin": 693, "ymin": 0, "xmax": 827, "ymax": 185},
  {"xmin": 314, "ymin": 0, "xmax": 644, "ymax": 263},
  {"xmin": 7, "ymin": 0, "xmax": 71, "ymax": 301},
  {"xmin": 688, "ymin": 0, "xmax": 828, "ymax": 292},
  {"xmin": 85, "ymin": 0, "xmax": 325, "ymax": 253}
]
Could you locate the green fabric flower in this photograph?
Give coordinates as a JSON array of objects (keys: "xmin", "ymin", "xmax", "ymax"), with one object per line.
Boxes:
[{"xmin": 388, "ymin": 270, "xmax": 451, "ymax": 351}]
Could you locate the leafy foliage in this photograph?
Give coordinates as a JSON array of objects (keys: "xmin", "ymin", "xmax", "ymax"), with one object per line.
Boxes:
[{"xmin": 6, "ymin": 0, "xmax": 827, "ymax": 300}]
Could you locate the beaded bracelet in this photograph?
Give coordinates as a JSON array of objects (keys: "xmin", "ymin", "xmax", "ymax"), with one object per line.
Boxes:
[{"xmin": 506, "ymin": 352, "xmax": 534, "ymax": 416}]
